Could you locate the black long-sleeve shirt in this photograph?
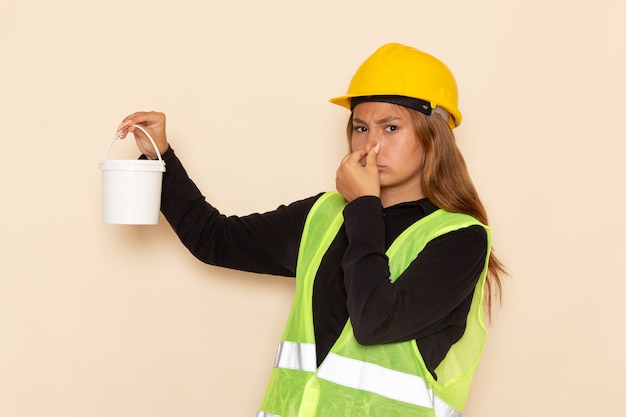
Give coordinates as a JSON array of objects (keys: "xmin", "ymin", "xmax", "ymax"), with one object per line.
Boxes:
[{"xmin": 158, "ymin": 147, "xmax": 488, "ymax": 377}]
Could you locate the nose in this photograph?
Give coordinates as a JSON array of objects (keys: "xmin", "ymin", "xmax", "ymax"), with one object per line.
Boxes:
[{"xmin": 364, "ymin": 132, "xmax": 381, "ymax": 153}]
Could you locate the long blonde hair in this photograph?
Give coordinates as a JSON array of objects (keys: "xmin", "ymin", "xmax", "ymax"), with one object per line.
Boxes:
[{"xmin": 346, "ymin": 108, "xmax": 506, "ymax": 316}]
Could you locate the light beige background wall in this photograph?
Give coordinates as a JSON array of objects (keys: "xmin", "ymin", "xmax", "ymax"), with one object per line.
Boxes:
[{"xmin": 1, "ymin": 0, "xmax": 624, "ymax": 415}]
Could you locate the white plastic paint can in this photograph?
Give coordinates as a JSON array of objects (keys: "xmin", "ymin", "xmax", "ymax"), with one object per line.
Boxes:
[{"xmin": 99, "ymin": 125, "xmax": 166, "ymax": 225}]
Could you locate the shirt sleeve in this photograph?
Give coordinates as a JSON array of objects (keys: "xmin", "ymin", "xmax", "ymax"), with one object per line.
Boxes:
[
  {"xmin": 159, "ymin": 147, "xmax": 319, "ymax": 277},
  {"xmin": 341, "ymin": 196, "xmax": 488, "ymax": 345}
]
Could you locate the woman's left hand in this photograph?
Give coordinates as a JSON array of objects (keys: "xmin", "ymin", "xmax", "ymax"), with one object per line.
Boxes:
[
  {"xmin": 116, "ymin": 111, "xmax": 169, "ymax": 160},
  {"xmin": 336, "ymin": 143, "xmax": 381, "ymax": 202}
]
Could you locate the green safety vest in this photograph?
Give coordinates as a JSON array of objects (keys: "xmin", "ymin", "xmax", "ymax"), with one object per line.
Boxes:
[{"xmin": 258, "ymin": 192, "xmax": 492, "ymax": 417}]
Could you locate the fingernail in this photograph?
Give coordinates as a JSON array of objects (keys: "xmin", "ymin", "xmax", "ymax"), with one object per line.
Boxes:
[{"xmin": 374, "ymin": 143, "xmax": 381, "ymax": 154}]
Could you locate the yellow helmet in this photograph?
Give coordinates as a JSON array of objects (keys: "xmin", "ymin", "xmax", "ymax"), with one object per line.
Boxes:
[{"xmin": 330, "ymin": 43, "xmax": 462, "ymax": 128}]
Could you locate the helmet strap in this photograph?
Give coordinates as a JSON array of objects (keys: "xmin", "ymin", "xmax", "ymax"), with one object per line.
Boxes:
[
  {"xmin": 350, "ymin": 95, "xmax": 450, "ymax": 125},
  {"xmin": 431, "ymin": 106, "xmax": 451, "ymax": 124}
]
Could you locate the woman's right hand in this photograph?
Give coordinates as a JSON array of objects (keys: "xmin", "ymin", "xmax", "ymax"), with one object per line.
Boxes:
[{"xmin": 117, "ymin": 111, "xmax": 169, "ymax": 160}]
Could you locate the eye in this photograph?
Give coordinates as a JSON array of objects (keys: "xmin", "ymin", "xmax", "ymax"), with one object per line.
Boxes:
[
  {"xmin": 385, "ymin": 125, "xmax": 398, "ymax": 132},
  {"xmin": 354, "ymin": 126, "xmax": 368, "ymax": 133}
]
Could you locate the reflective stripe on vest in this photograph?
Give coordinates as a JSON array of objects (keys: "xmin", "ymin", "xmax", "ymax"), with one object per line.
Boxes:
[
  {"xmin": 257, "ymin": 412, "xmax": 281, "ymax": 417},
  {"xmin": 273, "ymin": 341, "xmax": 317, "ymax": 373},
  {"xmin": 317, "ymin": 352, "xmax": 433, "ymax": 408},
  {"xmin": 273, "ymin": 342, "xmax": 461, "ymax": 417},
  {"xmin": 318, "ymin": 352, "xmax": 460, "ymax": 417}
]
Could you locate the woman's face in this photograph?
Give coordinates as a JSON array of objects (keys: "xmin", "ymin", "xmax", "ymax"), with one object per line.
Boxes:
[{"xmin": 350, "ymin": 101, "xmax": 425, "ymax": 199}]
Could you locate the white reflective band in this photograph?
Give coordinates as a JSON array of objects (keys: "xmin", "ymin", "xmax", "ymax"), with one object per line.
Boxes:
[
  {"xmin": 434, "ymin": 396, "xmax": 461, "ymax": 417},
  {"xmin": 317, "ymin": 353, "xmax": 431, "ymax": 407},
  {"xmin": 273, "ymin": 341, "xmax": 317, "ymax": 372},
  {"xmin": 317, "ymin": 353, "xmax": 460, "ymax": 417},
  {"xmin": 257, "ymin": 411, "xmax": 281, "ymax": 417}
]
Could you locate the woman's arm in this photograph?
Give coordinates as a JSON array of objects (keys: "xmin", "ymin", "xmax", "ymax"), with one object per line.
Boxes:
[
  {"xmin": 159, "ymin": 147, "xmax": 319, "ymax": 277},
  {"xmin": 117, "ymin": 111, "xmax": 319, "ymax": 277},
  {"xmin": 341, "ymin": 196, "xmax": 488, "ymax": 345}
]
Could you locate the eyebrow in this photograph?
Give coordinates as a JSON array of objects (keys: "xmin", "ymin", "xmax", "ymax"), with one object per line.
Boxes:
[{"xmin": 353, "ymin": 116, "xmax": 402, "ymax": 125}]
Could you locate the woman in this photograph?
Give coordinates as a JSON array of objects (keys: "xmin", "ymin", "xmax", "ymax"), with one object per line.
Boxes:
[{"xmin": 118, "ymin": 43, "xmax": 505, "ymax": 417}]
